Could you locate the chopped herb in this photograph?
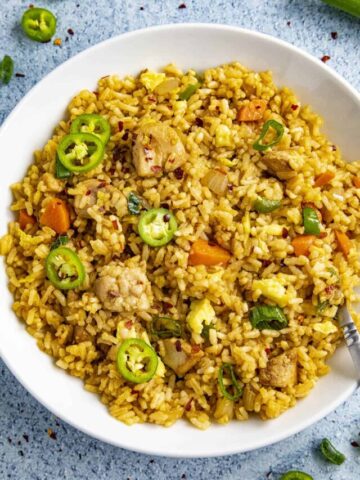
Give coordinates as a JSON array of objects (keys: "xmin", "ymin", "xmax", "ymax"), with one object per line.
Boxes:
[
  {"xmin": 218, "ymin": 363, "xmax": 243, "ymax": 401},
  {"xmin": 50, "ymin": 235, "xmax": 69, "ymax": 250},
  {"xmin": 250, "ymin": 304, "xmax": 288, "ymax": 330},
  {"xmin": 0, "ymin": 55, "xmax": 14, "ymax": 85},
  {"xmin": 178, "ymin": 83, "xmax": 199, "ymax": 101},
  {"xmin": 127, "ymin": 192, "xmax": 143, "ymax": 215},
  {"xmin": 151, "ymin": 316, "xmax": 182, "ymax": 339},
  {"xmin": 316, "ymin": 300, "xmax": 329, "ymax": 313},
  {"xmin": 201, "ymin": 324, "xmax": 212, "ymax": 341}
]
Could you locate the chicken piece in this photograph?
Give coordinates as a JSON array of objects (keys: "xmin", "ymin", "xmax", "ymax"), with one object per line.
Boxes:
[
  {"xmin": 132, "ymin": 123, "xmax": 187, "ymax": 177},
  {"xmin": 261, "ymin": 151, "xmax": 303, "ymax": 180},
  {"xmin": 94, "ymin": 262, "xmax": 153, "ymax": 313},
  {"xmin": 259, "ymin": 350, "xmax": 297, "ymax": 388},
  {"xmin": 159, "ymin": 338, "xmax": 204, "ymax": 377}
]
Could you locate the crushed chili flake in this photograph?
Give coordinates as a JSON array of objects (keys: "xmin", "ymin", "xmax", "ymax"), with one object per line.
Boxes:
[
  {"xmin": 319, "ymin": 232, "xmax": 327, "ymax": 239},
  {"xmin": 321, "ymin": 55, "xmax": 331, "ymax": 63},
  {"xmin": 178, "ymin": 3, "xmax": 187, "ymax": 8},
  {"xmin": 85, "ymin": 190, "xmax": 92, "ymax": 196},
  {"xmin": 286, "ymin": 21, "xmax": 291, "ymax": 26},
  {"xmin": 265, "ymin": 348, "xmax": 271, "ymax": 355},
  {"xmin": 262, "ymin": 259, "xmax": 271, "ymax": 268},
  {"xmin": 118, "ymin": 121, "xmax": 124, "ymax": 132},
  {"xmin": 351, "ymin": 441, "xmax": 359, "ymax": 447},
  {"xmin": 173, "ymin": 167, "xmax": 184, "ymax": 179},
  {"xmin": 192, "ymin": 344, "xmax": 201, "ymax": 353},
  {"xmin": 151, "ymin": 165, "xmax": 162, "ymax": 173},
  {"xmin": 162, "ymin": 302, "xmax": 174, "ymax": 310},
  {"xmin": 291, "ymin": 104, "xmax": 298, "ymax": 111},
  {"xmin": 331, "ymin": 31, "xmax": 338, "ymax": 40},
  {"xmin": 67, "ymin": 28, "xmax": 74, "ymax": 36},
  {"xmin": 161, "ymin": 202, "xmax": 170, "ymax": 210},
  {"xmin": 140, "ymin": 6, "xmax": 144, "ymax": 10},
  {"xmin": 195, "ymin": 117, "xmax": 204, "ymax": 127},
  {"xmin": 47, "ymin": 428, "xmax": 57, "ymax": 440},
  {"xmin": 184, "ymin": 398, "xmax": 193, "ymax": 411},
  {"xmin": 109, "ymin": 167, "xmax": 116, "ymax": 175},
  {"xmin": 15, "ymin": 73, "xmax": 25, "ymax": 78},
  {"xmin": 175, "ymin": 340, "xmax": 182, "ymax": 352},
  {"xmin": 53, "ymin": 38, "xmax": 62, "ymax": 47},
  {"xmin": 123, "ymin": 131, "xmax": 129, "ymax": 141},
  {"xmin": 332, "ymin": 145, "xmax": 337, "ymax": 151},
  {"xmin": 147, "ymin": 95, "xmax": 156, "ymax": 103},
  {"xmin": 112, "ymin": 220, "xmax": 119, "ymax": 230},
  {"xmin": 22, "ymin": 434, "xmax": 29, "ymax": 443},
  {"xmin": 282, "ymin": 227, "xmax": 289, "ymax": 239}
]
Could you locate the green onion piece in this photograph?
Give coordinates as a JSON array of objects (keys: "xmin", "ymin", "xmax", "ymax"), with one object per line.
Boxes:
[
  {"xmin": 250, "ymin": 304, "xmax": 288, "ymax": 330},
  {"xmin": 51, "ymin": 235, "xmax": 69, "ymax": 251},
  {"xmin": 178, "ymin": 83, "xmax": 199, "ymax": 101},
  {"xmin": 0, "ymin": 55, "xmax": 14, "ymax": 85},
  {"xmin": 320, "ymin": 438, "xmax": 346, "ymax": 465},
  {"xmin": 316, "ymin": 300, "xmax": 329, "ymax": 313},
  {"xmin": 253, "ymin": 197, "xmax": 281, "ymax": 213},
  {"xmin": 55, "ymin": 156, "xmax": 71, "ymax": 179},
  {"xmin": 303, "ymin": 207, "xmax": 321, "ymax": 235},
  {"xmin": 280, "ymin": 471, "xmax": 313, "ymax": 480},
  {"xmin": 201, "ymin": 324, "xmax": 212, "ymax": 342},
  {"xmin": 322, "ymin": 0, "xmax": 360, "ymax": 17},
  {"xmin": 127, "ymin": 192, "xmax": 142, "ymax": 215},
  {"xmin": 253, "ymin": 119, "xmax": 284, "ymax": 151},
  {"xmin": 151, "ymin": 316, "xmax": 182, "ymax": 339},
  {"xmin": 218, "ymin": 363, "xmax": 243, "ymax": 401}
]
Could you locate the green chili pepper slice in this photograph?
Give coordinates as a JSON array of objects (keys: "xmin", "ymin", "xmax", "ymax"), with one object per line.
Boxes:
[
  {"xmin": 250, "ymin": 304, "xmax": 288, "ymax": 330},
  {"xmin": 0, "ymin": 55, "xmax": 14, "ymax": 85},
  {"xmin": 21, "ymin": 7, "xmax": 57, "ymax": 43},
  {"xmin": 57, "ymin": 133, "xmax": 105, "ymax": 174},
  {"xmin": 253, "ymin": 119, "xmax": 284, "ymax": 151},
  {"xmin": 151, "ymin": 316, "xmax": 182, "ymax": 339},
  {"xmin": 138, "ymin": 208, "xmax": 177, "ymax": 247},
  {"xmin": 178, "ymin": 83, "xmax": 199, "ymax": 101},
  {"xmin": 50, "ymin": 235, "xmax": 69, "ymax": 251},
  {"xmin": 218, "ymin": 363, "xmax": 243, "ymax": 401},
  {"xmin": 55, "ymin": 156, "xmax": 71, "ymax": 179},
  {"xmin": 70, "ymin": 114, "xmax": 111, "ymax": 145},
  {"xmin": 116, "ymin": 338, "xmax": 158, "ymax": 384},
  {"xmin": 253, "ymin": 197, "xmax": 281, "ymax": 213},
  {"xmin": 280, "ymin": 472, "xmax": 313, "ymax": 480},
  {"xmin": 46, "ymin": 247, "xmax": 85, "ymax": 290},
  {"xmin": 320, "ymin": 438, "xmax": 346, "ymax": 465},
  {"xmin": 303, "ymin": 207, "xmax": 321, "ymax": 235}
]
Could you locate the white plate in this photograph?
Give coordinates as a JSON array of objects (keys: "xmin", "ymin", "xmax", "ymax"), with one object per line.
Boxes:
[{"xmin": 0, "ymin": 24, "xmax": 359, "ymax": 458}]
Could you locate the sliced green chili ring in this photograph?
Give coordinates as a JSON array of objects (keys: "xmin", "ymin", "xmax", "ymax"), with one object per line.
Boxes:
[
  {"xmin": 21, "ymin": 7, "xmax": 57, "ymax": 43},
  {"xmin": 46, "ymin": 247, "xmax": 85, "ymax": 290},
  {"xmin": 320, "ymin": 438, "xmax": 346, "ymax": 465},
  {"xmin": 50, "ymin": 235, "xmax": 69, "ymax": 251},
  {"xmin": 70, "ymin": 114, "xmax": 111, "ymax": 145},
  {"xmin": 250, "ymin": 304, "xmax": 288, "ymax": 330},
  {"xmin": 253, "ymin": 119, "xmax": 284, "ymax": 151},
  {"xmin": 218, "ymin": 363, "xmax": 243, "ymax": 401},
  {"xmin": 138, "ymin": 208, "xmax": 177, "ymax": 247},
  {"xmin": 116, "ymin": 338, "xmax": 158, "ymax": 384},
  {"xmin": 151, "ymin": 316, "xmax": 182, "ymax": 339},
  {"xmin": 57, "ymin": 132, "xmax": 105, "ymax": 174},
  {"xmin": 55, "ymin": 156, "xmax": 71, "ymax": 179},
  {"xmin": 178, "ymin": 83, "xmax": 199, "ymax": 101},
  {"xmin": 253, "ymin": 197, "xmax": 281, "ymax": 213},
  {"xmin": 303, "ymin": 207, "xmax": 321, "ymax": 235},
  {"xmin": 128, "ymin": 192, "xmax": 143, "ymax": 215},
  {"xmin": 280, "ymin": 472, "xmax": 313, "ymax": 480},
  {"xmin": 0, "ymin": 55, "xmax": 14, "ymax": 85}
]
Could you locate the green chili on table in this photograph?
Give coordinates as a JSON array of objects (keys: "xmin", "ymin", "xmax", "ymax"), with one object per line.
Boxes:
[
  {"xmin": 178, "ymin": 83, "xmax": 199, "ymax": 101},
  {"xmin": 280, "ymin": 472, "xmax": 313, "ymax": 480},
  {"xmin": 250, "ymin": 304, "xmax": 288, "ymax": 330},
  {"xmin": 57, "ymin": 132, "xmax": 105, "ymax": 174},
  {"xmin": 21, "ymin": 7, "xmax": 57, "ymax": 43},
  {"xmin": 151, "ymin": 316, "xmax": 182, "ymax": 339},
  {"xmin": 253, "ymin": 119, "xmax": 284, "ymax": 151},
  {"xmin": 138, "ymin": 208, "xmax": 177, "ymax": 247},
  {"xmin": 322, "ymin": 0, "xmax": 360, "ymax": 17},
  {"xmin": 70, "ymin": 114, "xmax": 111, "ymax": 145},
  {"xmin": 0, "ymin": 55, "xmax": 14, "ymax": 85},
  {"xmin": 253, "ymin": 197, "xmax": 281, "ymax": 213},
  {"xmin": 46, "ymin": 247, "xmax": 85, "ymax": 290},
  {"xmin": 218, "ymin": 363, "xmax": 243, "ymax": 401},
  {"xmin": 320, "ymin": 438, "xmax": 346, "ymax": 465},
  {"xmin": 116, "ymin": 338, "xmax": 158, "ymax": 384},
  {"xmin": 303, "ymin": 207, "xmax": 321, "ymax": 235}
]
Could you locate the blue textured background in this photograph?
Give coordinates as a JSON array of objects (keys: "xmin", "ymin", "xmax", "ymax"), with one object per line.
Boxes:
[{"xmin": 1, "ymin": 1, "xmax": 359, "ymax": 478}]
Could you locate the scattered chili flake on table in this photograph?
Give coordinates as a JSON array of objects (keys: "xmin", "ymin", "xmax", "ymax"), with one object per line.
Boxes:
[
  {"xmin": 53, "ymin": 38, "xmax": 62, "ymax": 47},
  {"xmin": 67, "ymin": 28, "xmax": 74, "ymax": 35},
  {"xmin": 118, "ymin": 121, "xmax": 124, "ymax": 132},
  {"xmin": 286, "ymin": 21, "xmax": 291, "ymax": 26},
  {"xmin": 321, "ymin": 55, "xmax": 331, "ymax": 63},
  {"xmin": 351, "ymin": 441, "xmax": 359, "ymax": 448},
  {"xmin": 178, "ymin": 3, "xmax": 187, "ymax": 8},
  {"xmin": 15, "ymin": 73, "xmax": 25, "ymax": 78},
  {"xmin": 140, "ymin": 6, "xmax": 144, "ymax": 10},
  {"xmin": 47, "ymin": 428, "xmax": 57, "ymax": 440},
  {"xmin": 22, "ymin": 434, "xmax": 29, "ymax": 442},
  {"xmin": 331, "ymin": 31, "xmax": 338, "ymax": 40}
]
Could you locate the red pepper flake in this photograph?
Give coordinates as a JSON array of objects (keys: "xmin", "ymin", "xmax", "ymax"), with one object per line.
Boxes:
[
  {"xmin": 109, "ymin": 167, "xmax": 116, "ymax": 175},
  {"xmin": 118, "ymin": 121, "xmax": 124, "ymax": 132},
  {"xmin": 162, "ymin": 302, "xmax": 174, "ymax": 310},
  {"xmin": 291, "ymin": 104, "xmax": 298, "ymax": 111},
  {"xmin": 175, "ymin": 340, "xmax": 182, "ymax": 352},
  {"xmin": 15, "ymin": 73, "xmax": 25, "ymax": 78},
  {"xmin": 191, "ymin": 344, "xmax": 201, "ymax": 353},
  {"xmin": 265, "ymin": 347, "xmax": 271, "ymax": 355},
  {"xmin": 184, "ymin": 398, "xmax": 193, "ymax": 411},
  {"xmin": 331, "ymin": 31, "xmax": 338, "ymax": 40},
  {"xmin": 173, "ymin": 167, "xmax": 184, "ymax": 180},
  {"xmin": 148, "ymin": 95, "xmax": 157, "ymax": 103},
  {"xmin": 112, "ymin": 220, "xmax": 119, "ymax": 230},
  {"xmin": 282, "ymin": 227, "xmax": 289, "ymax": 239},
  {"xmin": 195, "ymin": 117, "xmax": 204, "ymax": 127},
  {"xmin": 286, "ymin": 21, "xmax": 291, "ymax": 27},
  {"xmin": 321, "ymin": 55, "xmax": 331, "ymax": 63},
  {"xmin": 125, "ymin": 320, "xmax": 133, "ymax": 329},
  {"xmin": 47, "ymin": 428, "xmax": 57, "ymax": 440},
  {"xmin": 228, "ymin": 184, "xmax": 234, "ymax": 192},
  {"xmin": 123, "ymin": 131, "xmax": 129, "ymax": 141},
  {"xmin": 178, "ymin": 3, "xmax": 187, "ymax": 8},
  {"xmin": 319, "ymin": 232, "xmax": 327, "ymax": 239},
  {"xmin": 67, "ymin": 28, "xmax": 74, "ymax": 36},
  {"xmin": 151, "ymin": 165, "xmax": 162, "ymax": 174},
  {"xmin": 351, "ymin": 441, "xmax": 359, "ymax": 448},
  {"xmin": 262, "ymin": 259, "xmax": 271, "ymax": 268},
  {"xmin": 85, "ymin": 190, "xmax": 92, "ymax": 196},
  {"xmin": 325, "ymin": 285, "xmax": 336, "ymax": 295},
  {"xmin": 332, "ymin": 145, "xmax": 337, "ymax": 151}
]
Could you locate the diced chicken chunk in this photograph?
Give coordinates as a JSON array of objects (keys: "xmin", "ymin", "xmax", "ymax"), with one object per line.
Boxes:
[
  {"xmin": 159, "ymin": 338, "xmax": 204, "ymax": 377},
  {"xmin": 261, "ymin": 151, "xmax": 303, "ymax": 180},
  {"xmin": 259, "ymin": 350, "xmax": 297, "ymax": 388},
  {"xmin": 95, "ymin": 262, "xmax": 153, "ymax": 313},
  {"xmin": 132, "ymin": 123, "xmax": 187, "ymax": 177}
]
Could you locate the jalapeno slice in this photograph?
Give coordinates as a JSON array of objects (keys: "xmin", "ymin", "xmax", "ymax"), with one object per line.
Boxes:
[
  {"xmin": 21, "ymin": 8, "xmax": 57, "ymax": 43},
  {"xmin": 57, "ymin": 133, "xmax": 105, "ymax": 174},
  {"xmin": 0, "ymin": 55, "xmax": 14, "ymax": 85},
  {"xmin": 138, "ymin": 208, "xmax": 177, "ymax": 247},
  {"xmin": 46, "ymin": 247, "xmax": 85, "ymax": 290},
  {"xmin": 55, "ymin": 156, "xmax": 71, "ymax": 179},
  {"xmin": 280, "ymin": 471, "xmax": 313, "ymax": 480},
  {"xmin": 116, "ymin": 338, "xmax": 158, "ymax": 384},
  {"xmin": 70, "ymin": 114, "xmax": 111, "ymax": 145}
]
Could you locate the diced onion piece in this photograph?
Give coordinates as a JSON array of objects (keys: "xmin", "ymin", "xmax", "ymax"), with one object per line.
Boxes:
[
  {"xmin": 154, "ymin": 77, "xmax": 180, "ymax": 95},
  {"xmin": 203, "ymin": 169, "xmax": 228, "ymax": 195}
]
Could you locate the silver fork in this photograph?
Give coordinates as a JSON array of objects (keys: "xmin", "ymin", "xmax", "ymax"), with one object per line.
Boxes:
[{"xmin": 339, "ymin": 306, "xmax": 360, "ymax": 375}]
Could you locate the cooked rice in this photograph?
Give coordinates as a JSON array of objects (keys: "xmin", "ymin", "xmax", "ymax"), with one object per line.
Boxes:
[{"xmin": 2, "ymin": 62, "xmax": 360, "ymax": 429}]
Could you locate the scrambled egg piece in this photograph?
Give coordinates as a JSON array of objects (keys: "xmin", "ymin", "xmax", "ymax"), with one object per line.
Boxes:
[
  {"xmin": 215, "ymin": 124, "xmax": 233, "ymax": 147},
  {"xmin": 313, "ymin": 321, "xmax": 338, "ymax": 335},
  {"xmin": 252, "ymin": 278, "xmax": 289, "ymax": 307},
  {"xmin": 242, "ymin": 212, "xmax": 251, "ymax": 235},
  {"xmin": 140, "ymin": 71, "xmax": 166, "ymax": 91},
  {"xmin": 187, "ymin": 298, "xmax": 215, "ymax": 334},
  {"xmin": 262, "ymin": 224, "xmax": 283, "ymax": 236}
]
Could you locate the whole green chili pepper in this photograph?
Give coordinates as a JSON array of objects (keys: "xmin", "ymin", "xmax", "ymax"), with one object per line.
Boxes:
[{"xmin": 320, "ymin": 438, "xmax": 346, "ymax": 465}]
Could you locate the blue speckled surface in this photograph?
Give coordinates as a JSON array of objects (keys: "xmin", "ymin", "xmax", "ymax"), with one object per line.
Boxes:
[{"xmin": 1, "ymin": 0, "xmax": 360, "ymax": 478}]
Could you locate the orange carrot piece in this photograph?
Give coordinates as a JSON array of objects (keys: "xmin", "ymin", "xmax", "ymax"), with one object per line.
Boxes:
[
  {"xmin": 334, "ymin": 230, "xmax": 351, "ymax": 257},
  {"xmin": 40, "ymin": 198, "xmax": 70, "ymax": 234},
  {"xmin": 188, "ymin": 239, "xmax": 231, "ymax": 266},
  {"xmin": 314, "ymin": 171, "xmax": 335, "ymax": 188},
  {"xmin": 353, "ymin": 177, "xmax": 360, "ymax": 188},
  {"xmin": 291, "ymin": 235, "xmax": 316, "ymax": 257},
  {"xmin": 237, "ymin": 99, "xmax": 267, "ymax": 122},
  {"xmin": 18, "ymin": 209, "xmax": 36, "ymax": 230}
]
